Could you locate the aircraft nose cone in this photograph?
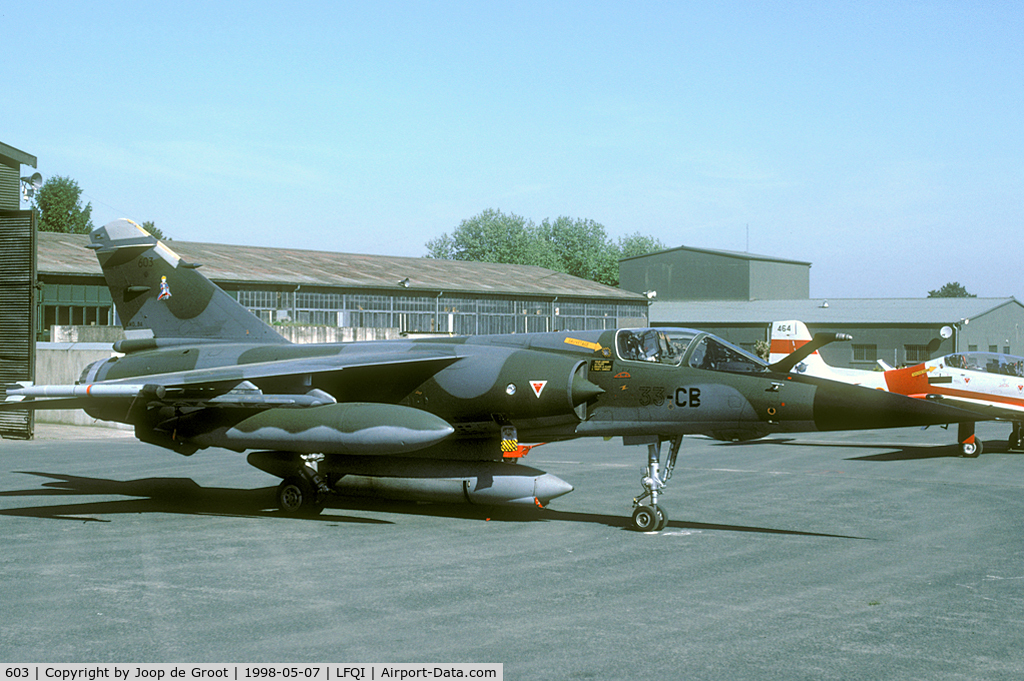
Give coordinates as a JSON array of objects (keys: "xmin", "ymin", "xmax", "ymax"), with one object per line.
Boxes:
[
  {"xmin": 812, "ymin": 379, "xmax": 974, "ymax": 431},
  {"xmin": 535, "ymin": 473, "xmax": 574, "ymax": 505}
]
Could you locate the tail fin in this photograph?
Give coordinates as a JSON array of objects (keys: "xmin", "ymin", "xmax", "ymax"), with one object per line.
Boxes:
[
  {"xmin": 90, "ymin": 219, "xmax": 288, "ymax": 344},
  {"xmin": 768, "ymin": 320, "xmax": 842, "ymax": 377}
]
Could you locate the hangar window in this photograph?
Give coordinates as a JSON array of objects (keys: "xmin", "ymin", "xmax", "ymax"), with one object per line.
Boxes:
[
  {"xmin": 904, "ymin": 345, "xmax": 930, "ymax": 363},
  {"xmin": 852, "ymin": 344, "xmax": 877, "ymax": 362}
]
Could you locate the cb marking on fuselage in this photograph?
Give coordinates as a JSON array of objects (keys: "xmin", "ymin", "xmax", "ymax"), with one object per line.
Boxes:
[{"xmin": 636, "ymin": 386, "xmax": 702, "ymax": 408}]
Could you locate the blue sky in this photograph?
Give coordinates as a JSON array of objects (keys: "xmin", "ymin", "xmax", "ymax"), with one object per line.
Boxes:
[{"xmin": 3, "ymin": 1, "xmax": 1021, "ymax": 299}]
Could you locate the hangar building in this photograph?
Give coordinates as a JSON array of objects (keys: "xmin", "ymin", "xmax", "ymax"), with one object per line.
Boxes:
[
  {"xmin": 620, "ymin": 245, "xmax": 1024, "ymax": 367},
  {"xmin": 37, "ymin": 231, "xmax": 649, "ymax": 341},
  {"xmin": 0, "ymin": 142, "xmax": 38, "ymax": 439}
]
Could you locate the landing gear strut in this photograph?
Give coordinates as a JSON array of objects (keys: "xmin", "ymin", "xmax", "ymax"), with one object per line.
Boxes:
[
  {"xmin": 1009, "ymin": 422, "xmax": 1024, "ymax": 452},
  {"xmin": 630, "ymin": 436, "xmax": 682, "ymax": 532},
  {"xmin": 958, "ymin": 422, "xmax": 982, "ymax": 458},
  {"xmin": 276, "ymin": 454, "xmax": 331, "ymax": 516}
]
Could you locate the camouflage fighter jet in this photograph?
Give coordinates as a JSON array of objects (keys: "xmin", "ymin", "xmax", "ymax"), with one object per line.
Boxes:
[{"xmin": 2, "ymin": 221, "xmax": 979, "ymax": 531}]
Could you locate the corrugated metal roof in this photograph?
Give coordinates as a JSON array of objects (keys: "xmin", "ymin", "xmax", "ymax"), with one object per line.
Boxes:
[
  {"xmin": 37, "ymin": 231, "xmax": 646, "ymax": 302},
  {"xmin": 0, "ymin": 142, "xmax": 37, "ymax": 169},
  {"xmin": 651, "ymin": 297, "xmax": 1023, "ymax": 325}
]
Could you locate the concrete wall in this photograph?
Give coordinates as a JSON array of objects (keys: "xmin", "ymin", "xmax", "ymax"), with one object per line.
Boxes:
[
  {"xmin": 50, "ymin": 326, "xmax": 126, "ymax": 343},
  {"xmin": 34, "ymin": 343, "xmax": 125, "ymax": 427},
  {"xmin": 51, "ymin": 325, "xmax": 399, "ymax": 344},
  {"xmin": 274, "ymin": 326, "xmax": 399, "ymax": 343}
]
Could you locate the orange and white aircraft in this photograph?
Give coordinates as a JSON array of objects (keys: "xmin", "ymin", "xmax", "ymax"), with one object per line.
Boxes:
[{"xmin": 770, "ymin": 320, "xmax": 1024, "ymax": 457}]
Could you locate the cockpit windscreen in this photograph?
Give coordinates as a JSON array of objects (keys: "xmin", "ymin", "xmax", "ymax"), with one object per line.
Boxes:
[
  {"xmin": 616, "ymin": 329, "xmax": 687, "ymax": 366},
  {"xmin": 686, "ymin": 335, "xmax": 767, "ymax": 373},
  {"xmin": 944, "ymin": 352, "xmax": 1024, "ymax": 377},
  {"xmin": 615, "ymin": 328, "xmax": 767, "ymax": 373}
]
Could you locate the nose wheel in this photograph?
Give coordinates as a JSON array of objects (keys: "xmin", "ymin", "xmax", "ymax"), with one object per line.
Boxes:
[
  {"xmin": 632, "ymin": 504, "xmax": 667, "ymax": 532},
  {"xmin": 630, "ymin": 436, "xmax": 681, "ymax": 532}
]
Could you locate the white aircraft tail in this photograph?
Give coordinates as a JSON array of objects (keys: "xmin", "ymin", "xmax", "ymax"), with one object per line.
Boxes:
[
  {"xmin": 769, "ymin": 320, "xmax": 887, "ymax": 388},
  {"xmin": 769, "ymin": 320, "xmax": 826, "ymax": 369}
]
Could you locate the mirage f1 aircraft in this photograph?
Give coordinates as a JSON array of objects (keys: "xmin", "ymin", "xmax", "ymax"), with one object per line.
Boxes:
[
  {"xmin": 0, "ymin": 221, "xmax": 979, "ymax": 531},
  {"xmin": 770, "ymin": 319, "xmax": 1024, "ymax": 457}
]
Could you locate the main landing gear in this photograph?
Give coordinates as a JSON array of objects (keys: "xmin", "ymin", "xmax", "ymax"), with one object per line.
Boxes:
[
  {"xmin": 958, "ymin": 422, "xmax": 982, "ymax": 458},
  {"xmin": 276, "ymin": 454, "xmax": 331, "ymax": 516},
  {"xmin": 1009, "ymin": 422, "xmax": 1024, "ymax": 453},
  {"xmin": 630, "ymin": 436, "xmax": 682, "ymax": 532},
  {"xmin": 957, "ymin": 421, "xmax": 1024, "ymax": 456}
]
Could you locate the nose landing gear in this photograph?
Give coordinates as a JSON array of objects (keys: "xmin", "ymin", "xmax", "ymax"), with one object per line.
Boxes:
[{"xmin": 630, "ymin": 436, "xmax": 682, "ymax": 532}]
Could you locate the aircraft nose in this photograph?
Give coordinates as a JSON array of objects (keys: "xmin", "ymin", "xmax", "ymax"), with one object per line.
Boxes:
[
  {"xmin": 811, "ymin": 379, "xmax": 974, "ymax": 431},
  {"xmin": 535, "ymin": 473, "xmax": 574, "ymax": 505}
]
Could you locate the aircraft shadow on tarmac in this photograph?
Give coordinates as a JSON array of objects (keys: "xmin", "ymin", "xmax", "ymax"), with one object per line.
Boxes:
[
  {"xmin": 0, "ymin": 471, "xmax": 864, "ymax": 540},
  {"xmin": 0, "ymin": 472, "xmax": 388, "ymax": 525},
  {"xmin": 714, "ymin": 435, "xmax": 1013, "ymax": 461}
]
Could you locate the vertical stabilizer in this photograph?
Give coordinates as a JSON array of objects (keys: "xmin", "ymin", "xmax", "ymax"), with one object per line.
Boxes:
[
  {"xmin": 90, "ymin": 219, "xmax": 288, "ymax": 344},
  {"xmin": 769, "ymin": 319, "xmax": 846, "ymax": 378},
  {"xmin": 769, "ymin": 320, "xmax": 814, "ymax": 365},
  {"xmin": 769, "ymin": 319, "xmax": 886, "ymax": 388}
]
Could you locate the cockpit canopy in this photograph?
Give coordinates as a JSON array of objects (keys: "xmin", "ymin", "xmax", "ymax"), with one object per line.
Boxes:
[
  {"xmin": 615, "ymin": 328, "xmax": 767, "ymax": 373},
  {"xmin": 944, "ymin": 352, "xmax": 1024, "ymax": 377}
]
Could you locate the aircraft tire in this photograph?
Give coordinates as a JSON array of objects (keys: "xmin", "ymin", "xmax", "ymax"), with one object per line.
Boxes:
[
  {"xmin": 654, "ymin": 506, "xmax": 668, "ymax": 531},
  {"xmin": 277, "ymin": 476, "xmax": 324, "ymax": 516},
  {"xmin": 632, "ymin": 505, "xmax": 660, "ymax": 532},
  {"xmin": 960, "ymin": 439, "xmax": 982, "ymax": 458}
]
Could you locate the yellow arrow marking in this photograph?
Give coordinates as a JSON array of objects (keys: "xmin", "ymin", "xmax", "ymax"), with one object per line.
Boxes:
[{"xmin": 564, "ymin": 337, "xmax": 605, "ymax": 353}]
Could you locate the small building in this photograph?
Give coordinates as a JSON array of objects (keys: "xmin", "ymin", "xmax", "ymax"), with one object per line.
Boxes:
[
  {"xmin": 618, "ymin": 244, "xmax": 1024, "ymax": 366},
  {"xmin": 0, "ymin": 141, "xmax": 39, "ymax": 439},
  {"xmin": 650, "ymin": 297, "xmax": 1024, "ymax": 367},
  {"xmin": 619, "ymin": 245, "xmax": 811, "ymax": 301}
]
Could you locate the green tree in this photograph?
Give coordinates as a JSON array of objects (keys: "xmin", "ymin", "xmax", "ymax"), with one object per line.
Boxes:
[
  {"xmin": 618, "ymin": 232, "xmax": 666, "ymax": 259},
  {"xmin": 425, "ymin": 209, "xmax": 666, "ymax": 287},
  {"xmin": 425, "ymin": 209, "xmax": 550, "ymax": 267},
  {"xmin": 142, "ymin": 220, "xmax": 168, "ymax": 240},
  {"xmin": 927, "ymin": 282, "xmax": 976, "ymax": 298},
  {"xmin": 33, "ymin": 175, "xmax": 94, "ymax": 234},
  {"xmin": 538, "ymin": 216, "xmax": 618, "ymax": 286}
]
